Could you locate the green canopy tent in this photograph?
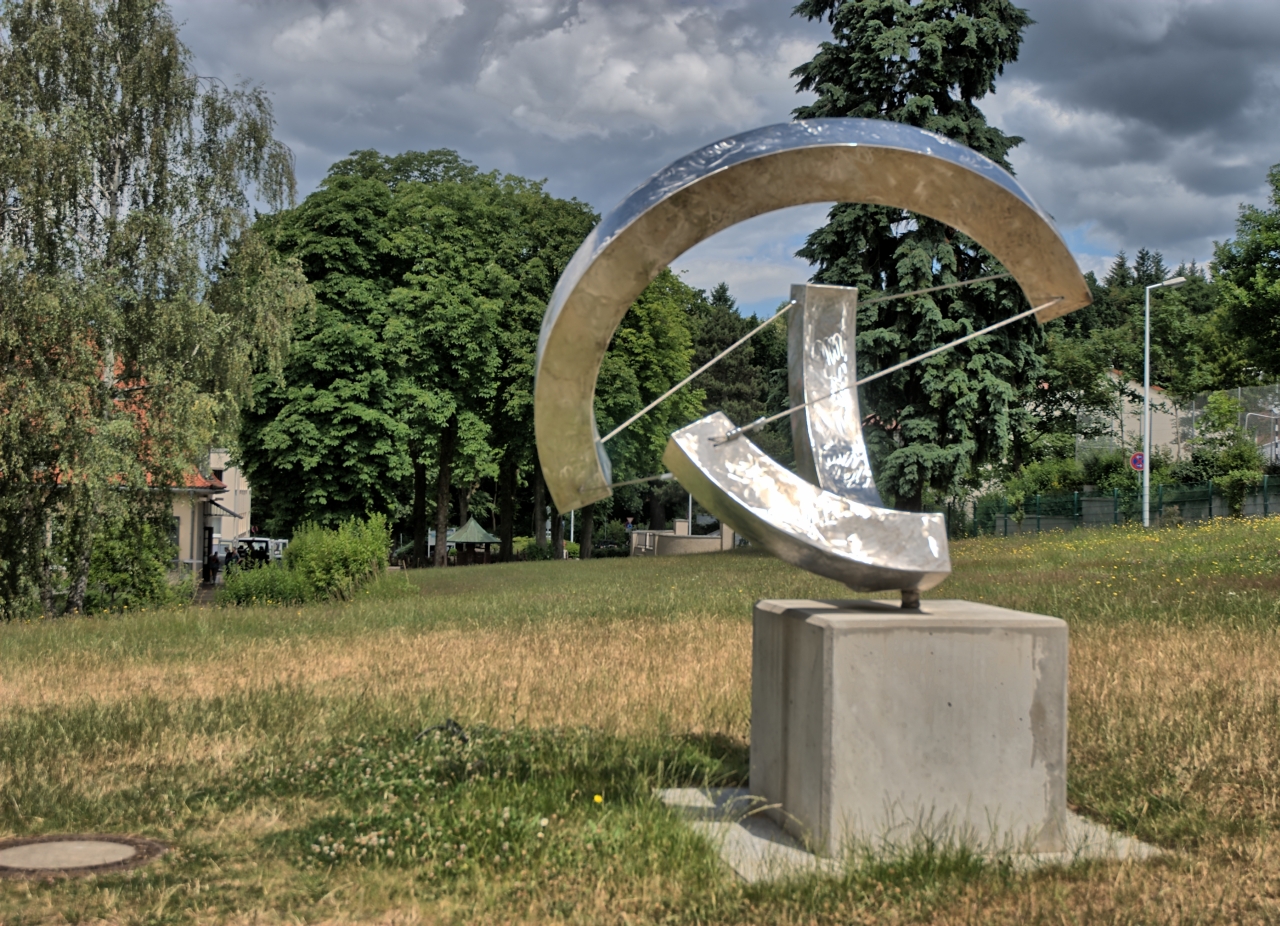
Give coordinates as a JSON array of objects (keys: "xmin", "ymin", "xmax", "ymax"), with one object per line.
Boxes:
[{"xmin": 449, "ymin": 517, "xmax": 500, "ymax": 565}]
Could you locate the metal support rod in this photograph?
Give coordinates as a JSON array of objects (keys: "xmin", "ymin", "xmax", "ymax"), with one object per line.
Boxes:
[
  {"xmin": 600, "ymin": 272, "xmax": 1014, "ymax": 446},
  {"xmin": 600, "ymin": 301, "xmax": 796, "ymax": 444},
  {"xmin": 860, "ymin": 272, "xmax": 1011, "ymax": 308},
  {"xmin": 719, "ymin": 296, "xmax": 1064, "ymax": 444},
  {"xmin": 608, "ymin": 472, "xmax": 674, "ymax": 490}
]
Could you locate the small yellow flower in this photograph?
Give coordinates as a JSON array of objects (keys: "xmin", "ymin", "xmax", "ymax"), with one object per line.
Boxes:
[{"xmin": 594, "ymin": 794, "xmax": 603, "ymax": 804}]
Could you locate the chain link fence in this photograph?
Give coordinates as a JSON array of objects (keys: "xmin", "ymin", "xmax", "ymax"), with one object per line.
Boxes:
[{"xmin": 941, "ymin": 477, "xmax": 1280, "ymax": 538}]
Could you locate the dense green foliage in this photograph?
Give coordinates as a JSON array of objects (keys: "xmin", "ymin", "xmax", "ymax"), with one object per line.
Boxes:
[
  {"xmin": 0, "ymin": 0, "xmax": 308, "ymax": 617},
  {"xmin": 217, "ymin": 561, "xmax": 315, "ymax": 606},
  {"xmin": 218, "ymin": 514, "xmax": 390, "ymax": 604},
  {"xmin": 1215, "ymin": 165, "xmax": 1280, "ymax": 381},
  {"xmin": 239, "ymin": 154, "xmax": 726, "ymax": 546},
  {"xmin": 84, "ymin": 519, "xmax": 192, "ymax": 613},
  {"xmin": 285, "ymin": 514, "xmax": 391, "ymax": 599},
  {"xmin": 239, "ymin": 152, "xmax": 599, "ymax": 561}
]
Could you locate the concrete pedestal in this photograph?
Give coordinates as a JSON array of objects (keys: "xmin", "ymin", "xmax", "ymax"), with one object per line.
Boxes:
[{"xmin": 751, "ymin": 599, "xmax": 1067, "ymax": 855}]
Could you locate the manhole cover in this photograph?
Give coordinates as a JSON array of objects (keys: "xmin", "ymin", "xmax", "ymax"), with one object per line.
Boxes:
[{"xmin": 0, "ymin": 835, "xmax": 165, "ymax": 878}]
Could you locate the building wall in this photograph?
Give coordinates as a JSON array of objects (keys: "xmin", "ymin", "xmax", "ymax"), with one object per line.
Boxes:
[
  {"xmin": 171, "ymin": 490, "xmax": 209, "ymax": 580},
  {"xmin": 168, "ymin": 451, "xmax": 252, "ymax": 581},
  {"xmin": 209, "ymin": 449, "xmax": 252, "ymax": 546},
  {"xmin": 1081, "ymin": 374, "xmax": 1183, "ymax": 460}
]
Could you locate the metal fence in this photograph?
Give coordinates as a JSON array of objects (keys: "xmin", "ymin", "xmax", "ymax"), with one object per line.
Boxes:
[{"xmin": 942, "ymin": 477, "xmax": 1280, "ymax": 538}]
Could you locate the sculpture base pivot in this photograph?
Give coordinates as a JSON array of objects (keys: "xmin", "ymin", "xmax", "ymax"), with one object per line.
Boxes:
[{"xmin": 751, "ymin": 599, "xmax": 1067, "ymax": 856}]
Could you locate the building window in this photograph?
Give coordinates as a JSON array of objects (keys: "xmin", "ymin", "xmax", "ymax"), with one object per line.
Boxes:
[{"xmin": 169, "ymin": 516, "xmax": 181, "ymax": 567}]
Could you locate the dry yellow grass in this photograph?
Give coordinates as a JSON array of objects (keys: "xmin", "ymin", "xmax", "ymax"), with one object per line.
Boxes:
[{"xmin": 0, "ymin": 618, "xmax": 752, "ymax": 738}]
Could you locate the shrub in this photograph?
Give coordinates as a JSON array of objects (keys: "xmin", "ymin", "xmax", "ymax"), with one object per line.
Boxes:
[
  {"xmin": 285, "ymin": 514, "xmax": 390, "ymax": 600},
  {"xmin": 1167, "ymin": 392, "xmax": 1264, "ymax": 511},
  {"xmin": 217, "ymin": 562, "xmax": 315, "ymax": 606},
  {"xmin": 589, "ymin": 519, "xmax": 632, "ymax": 558},
  {"xmin": 1003, "ymin": 457, "xmax": 1086, "ymax": 506},
  {"xmin": 84, "ymin": 518, "xmax": 178, "ymax": 614},
  {"xmin": 217, "ymin": 514, "xmax": 390, "ymax": 606}
]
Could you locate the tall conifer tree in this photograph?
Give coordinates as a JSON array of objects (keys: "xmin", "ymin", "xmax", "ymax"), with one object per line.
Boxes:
[{"xmin": 792, "ymin": 0, "xmax": 1038, "ymax": 508}]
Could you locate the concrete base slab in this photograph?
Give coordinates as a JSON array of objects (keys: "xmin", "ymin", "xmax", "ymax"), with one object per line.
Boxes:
[
  {"xmin": 657, "ymin": 787, "xmax": 839, "ymax": 883},
  {"xmin": 658, "ymin": 788, "xmax": 1159, "ymax": 883}
]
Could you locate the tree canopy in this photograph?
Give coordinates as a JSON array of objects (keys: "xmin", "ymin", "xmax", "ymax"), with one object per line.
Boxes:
[
  {"xmin": 240, "ymin": 151, "xmax": 601, "ymax": 559},
  {"xmin": 1215, "ymin": 164, "xmax": 1280, "ymax": 381}
]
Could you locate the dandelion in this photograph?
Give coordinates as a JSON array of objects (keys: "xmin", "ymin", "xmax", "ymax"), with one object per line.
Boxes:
[
  {"xmin": 539, "ymin": 817, "xmax": 549, "ymax": 827},
  {"xmin": 594, "ymin": 794, "xmax": 603, "ymax": 804}
]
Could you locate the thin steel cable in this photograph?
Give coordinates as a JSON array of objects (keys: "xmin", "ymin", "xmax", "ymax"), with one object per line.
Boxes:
[
  {"xmin": 597, "ymin": 272, "xmax": 1013, "ymax": 447},
  {"xmin": 717, "ymin": 295, "xmax": 1064, "ymax": 444},
  {"xmin": 599, "ymin": 299, "xmax": 797, "ymax": 444},
  {"xmin": 608, "ymin": 472, "xmax": 674, "ymax": 489},
  {"xmin": 860, "ymin": 272, "xmax": 1010, "ymax": 307}
]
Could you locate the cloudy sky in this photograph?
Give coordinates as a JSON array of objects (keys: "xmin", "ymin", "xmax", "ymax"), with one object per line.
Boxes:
[{"xmin": 171, "ymin": 0, "xmax": 1280, "ymax": 317}]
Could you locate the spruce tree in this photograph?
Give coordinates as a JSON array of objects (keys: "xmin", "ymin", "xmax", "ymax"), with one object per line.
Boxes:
[{"xmin": 791, "ymin": 0, "xmax": 1039, "ymax": 508}]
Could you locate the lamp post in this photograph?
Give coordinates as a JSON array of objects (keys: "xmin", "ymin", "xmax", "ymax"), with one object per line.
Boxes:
[{"xmin": 1144, "ymin": 276, "xmax": 1187, "ymax": 527}]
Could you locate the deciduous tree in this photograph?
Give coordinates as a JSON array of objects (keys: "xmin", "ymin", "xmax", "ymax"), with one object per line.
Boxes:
[{"xmin": 0, "ymin": 0, "xmax": 305, "ymax": 616}]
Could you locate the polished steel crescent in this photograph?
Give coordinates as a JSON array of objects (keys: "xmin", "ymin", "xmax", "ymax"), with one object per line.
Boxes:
[
  {"xmin": 535, "ymin": 118, "xmax": 1091, "ymax": 515},
  {"xmin": 663, "ymin": 283, "xmax": 950, "ymax": 593},
  {"xmin": 663, "ymin": 413, "xmax": 951, "ymax": 592}
]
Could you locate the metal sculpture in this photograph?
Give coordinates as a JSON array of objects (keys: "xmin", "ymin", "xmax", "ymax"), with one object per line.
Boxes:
[{"xmin": 533, "ymin": 117, "xmax": 1090, "ymax": 593}]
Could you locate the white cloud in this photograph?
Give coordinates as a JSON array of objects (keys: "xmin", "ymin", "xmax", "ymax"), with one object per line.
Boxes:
[
  {"xmin": 473, "ymin": 3, "xmax": 809, "ymax": 140},
  {"xmin": 170, "ymin": 0, "xmax": 1280, "ymax": 300},
  {"xmin": 270, "ymin": 1, "xmax": 460, "ymax": 64}
]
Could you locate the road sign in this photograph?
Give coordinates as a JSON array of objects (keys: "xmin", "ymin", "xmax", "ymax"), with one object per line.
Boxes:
[{"xmin": 1130, "ymin": 451, "xmax": 1144, "ymax": 472}]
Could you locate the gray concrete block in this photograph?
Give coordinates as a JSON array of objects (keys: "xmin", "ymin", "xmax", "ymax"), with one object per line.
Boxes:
[{"xmin": 751, "ymin": 599, "xmax": 1067, "ymax": 855}]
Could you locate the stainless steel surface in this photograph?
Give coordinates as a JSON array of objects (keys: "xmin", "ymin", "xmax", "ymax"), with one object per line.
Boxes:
[
  {"xmin": 726, "ymin": 295, "xmax": 1063, "ymax": 444},
  {"xmin": 535, "ymin": 118, "xmax": 1091, "ymax": 513},
  {"xmin": 663, "ymin": 413, "xmax": 950, "ymax": 592},
  {"xmin": 788, "ymin": 284, "xmax": 883, "ymax": 508}
]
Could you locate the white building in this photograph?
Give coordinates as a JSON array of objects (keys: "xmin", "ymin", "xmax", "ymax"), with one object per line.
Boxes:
[{"xmin": 169, "ymin": 449, "xmax": 251, "ymax": 580}]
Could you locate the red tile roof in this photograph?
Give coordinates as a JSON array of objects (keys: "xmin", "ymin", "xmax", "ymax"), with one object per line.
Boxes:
[{"xmin": 182, "ymin": 472, "xmax": 227, "ymax": 491}]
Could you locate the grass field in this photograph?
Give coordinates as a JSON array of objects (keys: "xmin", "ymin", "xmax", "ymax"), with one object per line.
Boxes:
[{"xmin": 4, "ymin": 518, "xmax": 1280, "ymax": 923}]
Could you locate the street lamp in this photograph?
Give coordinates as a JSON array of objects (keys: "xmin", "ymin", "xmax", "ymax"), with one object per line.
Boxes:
[{"xmin": 1143, "ymin": 275, "xmax": 1187, "ymax": 527}]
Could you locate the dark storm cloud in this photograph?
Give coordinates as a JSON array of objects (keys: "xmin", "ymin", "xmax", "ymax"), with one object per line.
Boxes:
[
  {"xmin": 989, "ymin": 0, "xmax": 1280, "ymax": 270},
  {"xmin": 170, "ymin": 0, "xmax": 1279, "ymax": 301}
]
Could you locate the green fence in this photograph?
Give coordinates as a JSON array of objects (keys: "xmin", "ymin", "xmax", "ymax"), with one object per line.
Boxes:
[{"xmin": 946, "ymin": 476, "xmax": 1280, "ymax": 539}]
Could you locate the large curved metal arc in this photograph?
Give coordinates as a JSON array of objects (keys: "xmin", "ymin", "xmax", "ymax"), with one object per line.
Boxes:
[
  {"xmin": 662, "ymin": 413, "xmax": 950, "ymax": 592},
  {"xmin": 535, "ymin": 118, "xmax": 1091, "ymax": 513}
]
